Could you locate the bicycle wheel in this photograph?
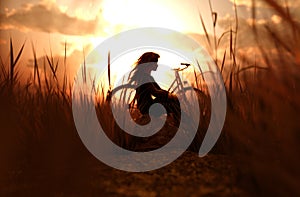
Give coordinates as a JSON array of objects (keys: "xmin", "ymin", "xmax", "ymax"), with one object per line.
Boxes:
[
  {"xmin": 110, "ymin": 84, "xmax": 137, "ymax": 105},
  {"xmin": 106, "ymin": 84, "xmax": 139, "ymax": 149}
]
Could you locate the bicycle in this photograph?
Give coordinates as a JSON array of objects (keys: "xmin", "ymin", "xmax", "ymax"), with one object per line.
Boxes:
[{"xmin": 107, "ymin": 63, "xmax": 210, "ymax": 121}]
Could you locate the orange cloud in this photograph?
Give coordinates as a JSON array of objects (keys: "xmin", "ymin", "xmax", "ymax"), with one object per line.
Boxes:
[
  {"xmin": 229, "ymin": 0, "xmax": 300, "ymax": 8},
  {"xmin": 0, "ymin": 39, "xmax": 7, "ymax": 45},
  {"xmin": 0, "ymin": 1, "xmax": 107, "ymax": 36},
  {"xmin": 271, "ymin": 15, "xmax": 282, "ymax": 24}
]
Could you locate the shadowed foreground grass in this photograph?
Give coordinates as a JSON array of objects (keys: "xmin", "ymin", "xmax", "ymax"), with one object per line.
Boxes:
[
  {"xmin": 1, "ymin": 44, "xmax": 299, "ymax": 196},
  {"xmin": 1, "ymin": 0, "xmax": 300, "ymax": 195}
]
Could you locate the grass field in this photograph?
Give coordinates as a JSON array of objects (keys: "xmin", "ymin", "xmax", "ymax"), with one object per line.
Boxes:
[{"xmin": 1, "ymin": 0, "xmax": 300, "ymax": 196}]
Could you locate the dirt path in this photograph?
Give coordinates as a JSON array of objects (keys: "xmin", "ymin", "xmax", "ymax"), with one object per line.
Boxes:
[{"xmin": 2, "ymin": 151, "xmax": 248, "ymax": 196}]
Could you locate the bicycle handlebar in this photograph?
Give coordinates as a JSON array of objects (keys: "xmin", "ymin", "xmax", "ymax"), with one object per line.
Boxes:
[
  {"xmin": 180, "ymin": 63, "xmax": 190, "ymax": 66},
  {"xmin": 173, "ymin": 63, "xmax": 191, "ymax": 71}
]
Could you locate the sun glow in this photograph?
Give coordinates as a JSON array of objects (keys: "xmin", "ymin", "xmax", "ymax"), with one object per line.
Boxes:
[
  {"xmin": 101, "ymin": 0, "xmax": 192, "ymax": 33},
  {"xmin": 85, "ymin": 48, "xmax": 190, "ymax": 94},
  {"xmin": 84, "ymin": 28, "xmax": 213, "ymax": 93}
]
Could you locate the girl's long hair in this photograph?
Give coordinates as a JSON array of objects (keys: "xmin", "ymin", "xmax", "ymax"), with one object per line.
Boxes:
[{"xmin": 128, "ymin": 52, "xmax": 160, "ymax": 84}]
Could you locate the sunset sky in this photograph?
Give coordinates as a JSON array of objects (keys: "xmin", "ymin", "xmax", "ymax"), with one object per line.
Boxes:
[{"xmin": 0, "ymin": 0, "xmax": 299, "ymax": 83}]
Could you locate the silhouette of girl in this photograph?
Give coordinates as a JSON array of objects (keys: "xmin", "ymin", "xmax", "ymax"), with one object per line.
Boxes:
[{"xmin": 128, "ymin": 52, "xmax": 180, "ymax": 121}]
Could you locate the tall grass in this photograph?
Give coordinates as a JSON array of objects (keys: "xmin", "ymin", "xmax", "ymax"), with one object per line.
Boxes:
[
  {"xmin": 0, "ymin": 39, "xmax": 84, "ymax": 186},
  {"xmin": 0, "ymin": 0, "xmax": 300, "ymax": 195},
  {"xmin": 197, "ymin": 0, "xmax": 300, "ymax": 195}
]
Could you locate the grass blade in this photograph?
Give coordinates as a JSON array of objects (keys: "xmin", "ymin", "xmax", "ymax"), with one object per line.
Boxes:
[
  {"xmin": 45, "ymin": 53, "xmax": 58, "ymax": 80},
  {"xmin": 198, "ymin": 12, "xmax": 212, "ymax": 47},
  {"xmin": 9, "ymin": 38, "xmax": 25, "ymax": 84},
  {"xmin": 221, "ymin": 50, "xmax": 226, "ymax": 74},
  {"xmin": 9, "ymin": 38, "xmax": 14, "ymax": 83},
  {"xmin": 31, "ymin": 41, "xmax": 41, "ymax": 90}
]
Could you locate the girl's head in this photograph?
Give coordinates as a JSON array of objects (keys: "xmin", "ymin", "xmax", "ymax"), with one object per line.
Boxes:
[
  {"xmin": 136, "ymin": 52, "xmax": 160, "ymax": 65},
  {"xmin": 129, "ymin": 52, "xmax": 160, "ymax": 83},
  {"xmin": 134, "ymin": 52, "xmax": 160, "ymax": 73}
]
